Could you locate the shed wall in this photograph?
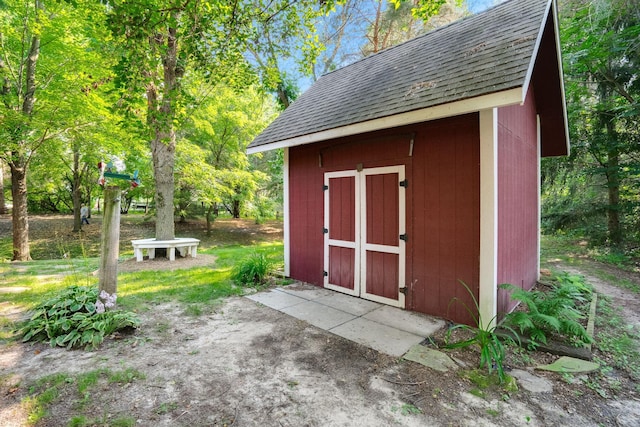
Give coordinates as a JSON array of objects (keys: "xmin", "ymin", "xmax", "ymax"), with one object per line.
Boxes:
[
  {"xmin": 497, "ymin": 89, "xmax": 540, "ymax": 317},
  {"xmin": 288, "ymin": 114, "xmax": 480, "ymax": 325}
]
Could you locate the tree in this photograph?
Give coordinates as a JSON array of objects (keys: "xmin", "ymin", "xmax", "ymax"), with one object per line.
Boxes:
[
  {"xmin": 108, "ymin": 0, "xmax": 334, "ymax": 241},
  {"xmin": 544, "ymin": 0, "xmax": 640, "ymax": 246},
  {"xmin": 1, "ymin": 0, "xmax": 116, "ymax": 259}
]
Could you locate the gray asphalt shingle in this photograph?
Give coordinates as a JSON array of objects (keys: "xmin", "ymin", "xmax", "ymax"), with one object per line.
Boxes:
[{"xmin": 249, "ymin": 0, "xmax": 551, "ymax": 151}]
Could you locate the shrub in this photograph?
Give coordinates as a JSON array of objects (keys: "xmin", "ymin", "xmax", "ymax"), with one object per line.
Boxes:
[
  {"xmin": 501, "ymin": 273, "xmax": 593, "ymax": 348},
  {"xmin": 231, "ymin": 252, "xmax": 274, "ymax": 286},
  {"xmin": 20, "ymin": 286, "xmax": 139, "ymax": 349}
]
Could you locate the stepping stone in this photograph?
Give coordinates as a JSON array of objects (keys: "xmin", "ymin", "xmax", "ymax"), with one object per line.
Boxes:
[
  {"xmin": 536, "ymin": 356, "xmax": 600, "ymax": 373},
  {"xmin": 510, "ymin": 369, "xmax": 553, "ymax": 393},
  {"xmin": 403, "ymin": 345, "xmax": 459, "ymax": 372}
]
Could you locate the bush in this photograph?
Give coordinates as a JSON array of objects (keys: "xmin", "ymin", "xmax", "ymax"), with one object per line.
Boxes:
[
  {"xmin": 501, "ymin": 273, "xmax": 593, "ymax": 348},
  {"xmin": 231, "ymin": 252, "xmax": 274, "ymax": 287},
  {"xmin": 20, "ymin": 286, "xmax": 139, "ymax": 349}
]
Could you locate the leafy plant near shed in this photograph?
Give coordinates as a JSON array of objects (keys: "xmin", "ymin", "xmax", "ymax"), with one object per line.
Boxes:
[
  {"xmin": 500, "ymin": 273, "xmax": 593, "ymax": 348},
  {"xmin": 445, "ymin": 281, "xmax": 519, "ymax": 383},
  {"xmin": 231, "ymin": 252, "xmax": 275, "ymax": 287},
  {"xmin": 20, "ymin": 285, "xmax": 139, "ymax": 349}
]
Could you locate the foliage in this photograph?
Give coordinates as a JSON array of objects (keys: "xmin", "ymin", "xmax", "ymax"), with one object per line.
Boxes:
[
  {"xmin": 20, "ymin": 286, "xmax": 139, "ymax": 349},
  {"xmin": 501, "ymin": 274, "xmax": 593, "ymax": 348},
  {"xmin": 231, "ymin": 252, "xmax": 276, "ymax": 287},
  {"xmin": 445, "ymin": 281, "xmax": 517, "ymax": 383},
  {"xmin": 543, "ymin": 0, "xmax": 640, "ymax": 248}
]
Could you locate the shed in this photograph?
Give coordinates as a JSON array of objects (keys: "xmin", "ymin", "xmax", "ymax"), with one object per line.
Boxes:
[{"xmin": 247, "ymin": 0, "xmax": 569, "ymax": 326}]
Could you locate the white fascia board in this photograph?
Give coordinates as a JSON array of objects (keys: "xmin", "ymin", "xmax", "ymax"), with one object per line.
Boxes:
[
  {"xmin": 247, "ymin": 88, "xmax": 523, "ymax": 154},
  {"xmin": 522, "ymin": 0, "xmax": 552, "ymax": 105},
  {"xmin": 283, "ymin": 147, "xmax": 290, "ymax": 277},
  {"xmin": 551, "ymin": 0, "xmax": 571, "ymax": 155}
]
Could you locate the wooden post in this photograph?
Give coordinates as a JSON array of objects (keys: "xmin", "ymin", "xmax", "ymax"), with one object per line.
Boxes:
[{"xmin": 99, "ymin": 186, "xmax": 121, "ymax": 296}]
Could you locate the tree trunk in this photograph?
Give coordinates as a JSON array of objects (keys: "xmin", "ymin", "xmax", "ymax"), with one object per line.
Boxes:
[
  {"xmin": 148, "ymin": 24, "xmax": 180, "ymax": 241},
  {"xmin": 10, "ymin": 160, "xmax": 31, "ymax": 261},
  {"xmin": 0, "ymin": 163, "xmax": 6, "ymax": 215},
  {"xmin": 99, "ymin": 186, "xmax": 121, "ymax": 296},
  {"xmin": 72, "ymin": 149, "xmax": 82, "ymax": 232},
  {"xmin": 605, "ymin": 120, "xmax": 622, "ymax": 246}
]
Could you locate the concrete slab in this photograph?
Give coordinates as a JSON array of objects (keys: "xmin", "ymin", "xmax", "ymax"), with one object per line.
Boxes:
[
  {"xmin": 330, "ymin": 317, "xmax": 425, "ymax": 357},
  {"xmin": 363, "ymin": 305, "xmax": 445, "ymax": 337},
  {"xmin": 281, "ymin": 300, "xmax": 356, "ymax": 330},
  {"xmin": 277, "ymin": 286, "xmax": 334, "ymax": 301},
  {"xmin": 403, "ymin": 345, "xmax": 459, "ymax": 372},
  {"xmin": 315, "ymin": 292, "xmax": 381, "ymax": 316},
  {"xmin": 246, "ymin": 290, "xmax": 307, "ymax": 310}
]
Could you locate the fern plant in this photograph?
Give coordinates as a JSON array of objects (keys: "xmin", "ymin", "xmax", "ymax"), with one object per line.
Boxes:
[{"xmin": 501, "ymin": 274, "xmax": 593, "ymax": 348}]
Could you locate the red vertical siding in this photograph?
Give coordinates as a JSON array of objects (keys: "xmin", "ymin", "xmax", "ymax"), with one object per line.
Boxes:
[
  {"xmin": 289, "ymin": 145, "xmax": 325, "ymax": 286},
  {"xmin": 497, "ymin": 88, "xmax": 540, "ymax": 317},
  {"xmin": 288, "ymin": 115, "xmax": 480, "ymax": 325},
  {"xmin": 410, "ymin": 115, "xmax": 480, "ymax": 325}
]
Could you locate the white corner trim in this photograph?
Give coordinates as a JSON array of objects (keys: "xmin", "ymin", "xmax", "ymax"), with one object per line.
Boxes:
[
  {"xmin": 536, "ymin": 115, "xmax": 542, "ymax": 281},
  {"xmin": 479, "ymin": 108, "xmax": 499, "ymax": 330},
  {"xmin": 247, "ymin": 88, "xmax": 523, "ymax": 154},
  {"xmin": 283, "ymin": 148, "xmax": 290, "ymax": 277}
]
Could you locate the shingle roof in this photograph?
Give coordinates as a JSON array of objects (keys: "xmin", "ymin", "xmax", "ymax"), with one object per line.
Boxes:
[{"xmin": 248, "ymin": 0, "xmax": 552, "ymax": 152}]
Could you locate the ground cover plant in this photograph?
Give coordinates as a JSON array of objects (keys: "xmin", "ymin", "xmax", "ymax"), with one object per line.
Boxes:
[{"xmin": 501, "ymin": 273, "xmax": 593, "ymax": 348}]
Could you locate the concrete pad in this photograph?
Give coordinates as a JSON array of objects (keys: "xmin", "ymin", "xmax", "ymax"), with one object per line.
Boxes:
[
  {"xmin": 536, "ymin": 356, "xmax": 600, "ymax": 373},
  {"xmin": 403, "ymin": 345, "xmax": 459, "ymax": 372},
  {"xmin": 246, "ymin": 290, "xmax": 307, "ymax": 310},
  {"xmin": 281, "ymin": 300, "xmax": 356, "ymax": 330},
  {"xmin": 315, "ymin": 292, "xmax": 381, "ymax": 316},
  {"xmin": 510, "ymin": 369, "xmax": 553, "ymax": 393},
  {"xmin": 363, "ymin": 305, "xmax": 445, "ymax": 337},
  {"xmin": 330, "ymin": 317, "xmax": 425, "ymax": 357},
  {"xmin": 277, "ymin": 286, "xmax": 334, "ymax": 301}
]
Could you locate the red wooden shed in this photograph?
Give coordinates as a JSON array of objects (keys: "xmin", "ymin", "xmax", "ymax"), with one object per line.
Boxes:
[{"xmin": 248, "ymin": 0, "xmax": 569, "ymax": 326}]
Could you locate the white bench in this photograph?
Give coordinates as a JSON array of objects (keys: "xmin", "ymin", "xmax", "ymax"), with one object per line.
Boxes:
[{"xmin": 131, "ymin": 238, "xmax": 200, "ymax": 262}]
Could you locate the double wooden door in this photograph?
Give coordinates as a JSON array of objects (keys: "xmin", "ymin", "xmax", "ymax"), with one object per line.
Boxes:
[{"xmin": 323, "ymin": 166, "xmax": 406, "ymax": 308}]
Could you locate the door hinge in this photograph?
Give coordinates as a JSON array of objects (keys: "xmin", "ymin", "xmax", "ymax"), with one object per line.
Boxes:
[
  {"xmin": 323, "ymin": 227, "xmax": 329, "ymax": 234},
  {"xmin": 399, "ymin": 234, "xmax": 408, "ymax": 242},
  {"xmin": 399, "ymin": 287, "xmax": 408, "ymax": 295},
  {"xmin": 399, "ymin": 179, "xmax": 408, "ymax": 188},
  {"xmin": 323, "ymin": 271, "xmax": 328, "ymax": 277},
  {"xmin": 323, "ymin": 184, "xmax": 329, "ymax": 191}
]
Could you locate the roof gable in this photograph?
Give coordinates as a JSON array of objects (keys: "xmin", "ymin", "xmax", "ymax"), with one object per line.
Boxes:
[{"xmin": 249, "ymin": 0, "xmax": 566, "ymax": 154}]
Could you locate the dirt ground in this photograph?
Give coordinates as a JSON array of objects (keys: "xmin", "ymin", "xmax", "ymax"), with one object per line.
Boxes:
[{"xmin": 1, "ymin": 215, "xmax": 640, "ymax": 426}]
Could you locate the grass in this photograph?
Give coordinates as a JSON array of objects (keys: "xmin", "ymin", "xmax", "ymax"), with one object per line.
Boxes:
[{"xmin": 22, "ymin": 368, "xmax": 143, "ymax": 426}]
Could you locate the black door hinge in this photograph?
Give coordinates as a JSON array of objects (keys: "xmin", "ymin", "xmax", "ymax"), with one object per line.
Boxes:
[
  {"xmin": 399, "ymin": 234, "xmax": 408, "ymax": 242},
  {"xmin": 399, "ymin": 287, "xmax": 408, "ymax": 294},
  {"xmin": 323, "ymin": 227, "xmax": 329, "ymax": 234},
  {"xmin": 399, "ymin": 179, "xmax": 408, "ymax": 188},
  {"xmin": 323, "ymin": 184, "xmax": 329, "ymax": 191},
  {"xmin": 323, "ymin": 271, "xmax": 328, "ymax": 277}
]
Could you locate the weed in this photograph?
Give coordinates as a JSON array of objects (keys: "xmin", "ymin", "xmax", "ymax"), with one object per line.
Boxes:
[
  {"xmin": 391, "ymin": 403, "xmax": 422, "ymax": 416},
  {"xmin": 486, "ymin": 408, "xmax": 500, "ymax": 417},
  {"xmin": 445, "ymin": 281, "xmax": 519, "ymax": 382},
  {"xmin": 156, "ymin": 401, "xmax": 179, "ymax": 414},
  {"xmin": 108, "ymin": 368, "xmax": 145, "ymax": 384},
  {"xmin": 287, "ymin": 380, "xmax": 299, "ymax": 389}
]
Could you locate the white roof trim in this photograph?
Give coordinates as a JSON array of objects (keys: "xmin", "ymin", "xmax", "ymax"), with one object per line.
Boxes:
[
  {"xmin": 247, "ymin": 87, "xmax": 523, "ymax": 154},
  {"xmin": 522, "ymin": 0, "xmax": 552, "ymax": 104},
  {"xmin": 551, "ymin": 1, "xmax": 571, "ymax": 155}
]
